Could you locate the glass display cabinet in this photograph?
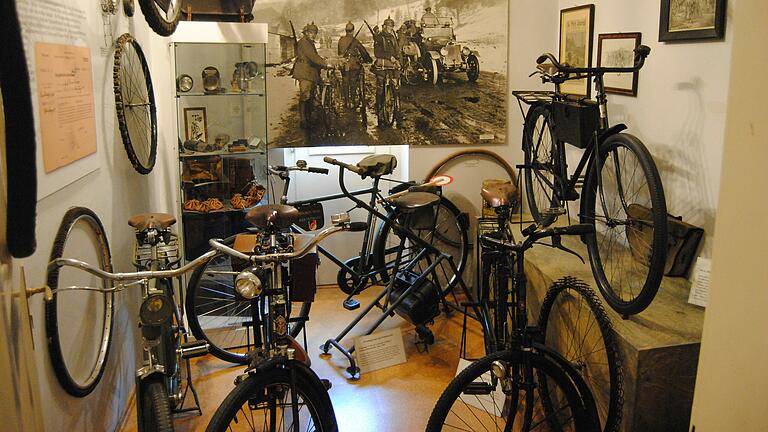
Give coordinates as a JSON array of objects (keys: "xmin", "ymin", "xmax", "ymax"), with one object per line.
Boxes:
[{"xmin": 173, "ymin": 22, "xmax": 269, "ymax": 260}]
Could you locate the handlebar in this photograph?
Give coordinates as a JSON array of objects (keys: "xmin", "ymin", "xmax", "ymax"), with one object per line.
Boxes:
[
  {"xmin": 323, "ymin": 156, "xmax": 366, "ymax": 176},
  {"xmin": 481, "ymin": 223, "xmax": 594, "ymax": 252},
  {"xmin": 269, "ymin": 163, "xmax": 329, "ymax": 176},
  {"xmin": 536, "ymin": 44, "xmax": 650, "ymax": 77}
]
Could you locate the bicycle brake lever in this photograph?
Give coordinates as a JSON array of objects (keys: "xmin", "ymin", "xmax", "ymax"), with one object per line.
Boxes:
[{"xmin": 549, "ymin": 235, "xmax": 585, "ymax": 264}]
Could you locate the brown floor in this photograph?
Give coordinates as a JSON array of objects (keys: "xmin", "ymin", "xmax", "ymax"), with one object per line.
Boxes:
[{"xmin": 120, "ymin": 285, "xmax": 484, "ymax": 432}]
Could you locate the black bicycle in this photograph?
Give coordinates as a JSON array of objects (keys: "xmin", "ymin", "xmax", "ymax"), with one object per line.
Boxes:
[
  {"xmin": 374, "ymin": 64, "xmax": 401, "ymax": 128},
  {"xmin": 185, "ymin": 154, "xmax": 469, "ymax": 364},
  {"xmin": 514, "ymin": 45, "xmax": 668, "ymax": 316},
  {"xmin": 429, "ymin": 221, "xmax": 602, "ymax": 432}
]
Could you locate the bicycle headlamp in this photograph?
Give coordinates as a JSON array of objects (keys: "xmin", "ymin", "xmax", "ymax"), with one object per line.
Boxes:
[
  {"xmin": 462, "ymin": 47, "xmax": 471, "ymax": 56},
  {"xmin": 440, "ymin": 47, "xmax": 449, "ymax": 57},
  {"xmin": 140, "ymin": 294, "xmax": 172, "ymax": 326},
  {"xmin": 235, "ymin": 269, "xmax": 263, "ymax": 299}
]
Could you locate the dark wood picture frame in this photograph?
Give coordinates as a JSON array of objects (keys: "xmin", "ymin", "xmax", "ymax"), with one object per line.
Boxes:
[
  {"xmin": 184, "ymin": 107, "xmax": 208, "ymax": 142},
  {"xmin": 559, "ymin": 4, "xmax": 595, "ymax": 97},
  {"xmin": 659, "ymin": 0, "xmax": 726, "ymax": 42},
  {"xmin": 597, "ymin": 32, "xmax": 642, "ymax": 96}
]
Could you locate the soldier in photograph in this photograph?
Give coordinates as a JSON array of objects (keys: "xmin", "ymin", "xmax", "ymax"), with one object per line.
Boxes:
[
  {"xmin": 292, "ymin": 22, "xmax": 333, "ymax": 129},
  {"xmin": 338, "ymin": 21, "xmax": 372, "ymax": 109},
  {"xmin": 421, "ymin": 7, "xmax": 439, "ymax": 27},
  {"xmin": 373, "ymin": 17, "xmax": 401, "ymax": 126}
]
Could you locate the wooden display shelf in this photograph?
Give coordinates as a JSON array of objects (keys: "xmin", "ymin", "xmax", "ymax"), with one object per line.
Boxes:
[{"xmin": 519, "ymin": 222, "xmax": 703, "ymax": 432}]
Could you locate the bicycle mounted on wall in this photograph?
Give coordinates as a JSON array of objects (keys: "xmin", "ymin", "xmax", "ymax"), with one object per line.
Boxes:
[{"xmin": 512, "ymin": 44, "xmax": 668, "ymax": 317}]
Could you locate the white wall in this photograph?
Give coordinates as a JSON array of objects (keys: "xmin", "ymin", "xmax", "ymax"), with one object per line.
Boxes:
[
  {"xmin": 689, "ymin": 2, "xmax": 768, "ymax": 430},
  {"xmin": 10, "ymin": 1, "xmax": 177, "ymax": 430},
  {"xmin": 557, "ymin": 0, "xmax": 734, "ymax": 258}
]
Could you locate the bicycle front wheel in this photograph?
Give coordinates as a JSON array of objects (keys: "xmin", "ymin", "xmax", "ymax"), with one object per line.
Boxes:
[
  {"xmin": 186, "ymin": 236, "xmax": 311, "ymax": 364},
  {"xmin": 426, "ymin": 350, "xmax": 595, "ymax": 431},
  {"xmin": 583, "ymin": 133, "xmax": 667, "ymax": 316},
  {"xmin": 45, "ymin": 207, "xmax": 114, "ymax": 397},
  {"xmin": 373, "ymin": 196, "xmax": 468, "ymax": 299},
  {"xmin": 523, "ymin": 104, "xmax": 560, "ymax": 222},
  {"xmin": 381, "ymin": 82, "xmax": 396, "ymax": 126},
  {"xmin": 138, "ymin": 0, "xmax": 182, "ymax": 37},
  {"xmin": 206, "ymin": 365, "xmax": 337, "ymax": 432},
  {"xmin": 538, "ymin": 277, "xmax": 623, "ymax": 432},
  {"xmin": 138, "ymin": 376, "xmax": 174, "ymax": 432}
]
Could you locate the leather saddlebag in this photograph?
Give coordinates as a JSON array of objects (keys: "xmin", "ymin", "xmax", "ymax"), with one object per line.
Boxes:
[{"xmin": 626, "ymin": 204, "xmax": 704, "ymax": 277}]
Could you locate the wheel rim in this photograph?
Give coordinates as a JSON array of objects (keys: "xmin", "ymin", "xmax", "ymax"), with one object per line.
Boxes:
[
  {"xmin": 383, "ymin": 85, "xmax": 395, "ymax": 125},
  {"xmin": 591, "ymin": 142, "xmax": 660, "ymax": 306},
  {"xmin": 524, "ymin": 107, "xmax": 559, "ymax": 221},
  {"xmin": 152, "ymin": 0, "xmax": 181, "ymax": 23},
  {"xmin": 114, "ymin": 34, "xmax": 157, "ymax": 174}
]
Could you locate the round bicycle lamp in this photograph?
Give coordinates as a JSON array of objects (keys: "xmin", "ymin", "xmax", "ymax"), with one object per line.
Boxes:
[
  {"xmin": 139, "ymin": 294, "xmax": 173, "ymax": 326},
  {"xmin": 235, "ymin": 270, "xmax": 263, "ymax": 299}
]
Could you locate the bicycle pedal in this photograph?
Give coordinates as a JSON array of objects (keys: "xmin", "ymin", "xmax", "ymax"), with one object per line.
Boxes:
[
  {"xmin": 463, "ymin": 381, "xmax": 494, "ymax": 395},
  {"xmin": 179, "ymin": 340, "xmax": 209, "ymax": 359},
  {"xmin": 342, "ymin": 298, "xmax": 360, "ymax": 310}
]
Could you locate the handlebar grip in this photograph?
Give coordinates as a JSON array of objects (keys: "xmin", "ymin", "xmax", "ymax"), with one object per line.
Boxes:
[
  {"xmin": 323, "ymin": 156, "xmax": 366, "ymax": 176},
  {"xmin": 555, "ymin": 224, "xmax": 595, "ymax": 236},
  {"xmin": 308, "ymin": 167, "xmax": 329, "ymax": 174},
  {"xmin": 536, "ymin": 54, "xmax": 549, "ymax": 64},
  {"xmin": 274, "ymin": 165, "xmax": 288, "ymax": 171},
  {"xmin": 635, "ymin": 45, "xmax": 651, "ymax": 58},
  {"xmin": 347, "ymin": 222, "xmax": 368, "ymax": 232}
]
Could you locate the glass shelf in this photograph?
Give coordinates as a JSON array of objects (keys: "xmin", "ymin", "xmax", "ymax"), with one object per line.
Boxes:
[
  {"xmin": 179, "ymin": 149, "xmax": 266, "ymax": 159},
  {"xmin": 176, "ymin": 91, "xmax": 265, "ymax": 97}
]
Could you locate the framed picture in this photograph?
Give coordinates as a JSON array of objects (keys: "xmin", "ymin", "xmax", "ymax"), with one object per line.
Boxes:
[
  {"xmin": 597, "ymin": 32, "xmax": 641, "ymax": 96},
  {"xmin": 184, "ymin": 107, "xmax": 208, "ymax": 142},
  {"xmin": 559, "ymin": 4, "xmax": 595, "ymax": 97},
  {"xmin": 659, "ymin": 0, "xmax": 726, "ymax": 42}
]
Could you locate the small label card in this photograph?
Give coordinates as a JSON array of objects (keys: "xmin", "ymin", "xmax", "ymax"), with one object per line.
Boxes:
[
  {"xmin": 455, "ymin": 358, "xmax": 507, "ymax": 417},
  {"xmin": 688, "ymin": 257, "xmax": 712, "ymax": 307},
  {"xmin": 354, "ymin": 328, "xmax": 407, "ymax": 373}
]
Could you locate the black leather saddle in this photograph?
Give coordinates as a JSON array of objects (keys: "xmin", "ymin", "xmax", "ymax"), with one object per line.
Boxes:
[
  {"xmin": 128, "ymin": 213, "xmax": 177, "ymax": 231},
  {"xmin": 246, "ymin": 204, "xmax": 299, "ymax": 230},
  {"xmin": 356, "ymin": 154, "xmax": 397, "ymax": 177}
]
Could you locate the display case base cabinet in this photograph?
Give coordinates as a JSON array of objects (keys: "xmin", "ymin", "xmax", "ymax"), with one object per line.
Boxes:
[{"xmin": 182, "ymin": 212, "xmax": 249, "ymax": 260}]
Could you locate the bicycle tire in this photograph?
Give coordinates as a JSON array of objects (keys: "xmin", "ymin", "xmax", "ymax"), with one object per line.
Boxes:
[
  {"xmin": 582, "ymin": 133, "xmax": 667, "ymax": 316},
  {"xmin": 45, "ymin": 207, "xmax": 114, "ymax": 398},
  {"xmin": 1, "ymin": 0, "xmax": 38, "ymax": 258},
  {"xmin": 425, "ymin": 350, "xmax": 595, "ymax": 432},
  {"xmin": 381, "ymin": 81, "xmax": 396, "ymax": 127},
  {"xmin": 138, "ymin": 375, "xmax": 174, "ymax": 432},
  {"xmin": 158, "ymin": 278, "xmax": 183, "ymax": 408},
  {"xmin": 523, "ymin": 104, "xmax": 560, "ymax": 223},
  {"xmin": 538, "ymin": 277, "xmax": 624, "ymax": 432},
  {"xmin": 186, "ymin": 235, "xmax": 311, "ymax": 364},
  {"xmin": 479, "ymin": 249, "xmax": 513, "ymax": 355},
  {"xmin": 138, "ymin": 0, "xmax": 182, "ymax": 37},
  {"xmin": 373, "ymin": 196, "xmax": 468, "ymax": 299},
  {"xmin": 114, "ymin": 33, "xmax": 158, "ymax": 175},
  {"xmin": 205, "ymin": 363, "xmax": 338, "ymax": 432},
  {"xmin": 359, "ymin": 72, "xmax": 367, "ymax": 126}
]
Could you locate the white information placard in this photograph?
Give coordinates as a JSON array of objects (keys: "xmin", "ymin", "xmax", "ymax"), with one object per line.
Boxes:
[
  {"xmin": 354, "ymin": 328, "xmax": 407, "ymax": 373},
  {"xmin": 688, "ymin": 257, "xmax": 712, "ymax": 307}
]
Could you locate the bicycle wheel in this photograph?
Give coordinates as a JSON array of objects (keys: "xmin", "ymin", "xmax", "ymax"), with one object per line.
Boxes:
[
  {"xmin": 358, "ymin": 72, "xmax": 367, "ymax": 126},
  {"xmin": 523, "ymin": 104, "xmax": 560, "ymax": 222},
  {"xmin": 373, "ymin": 196, "xmax": 468, "ymax": 299},
  {"xmin": 206, "ymin": 364, "xmax": 337, "ymax": 432},
  {"xmin": 186, "ymin": 237, "xmax": 311, "ymax": 364},
  {"xmin": 138, "ymin": 375, "xmax": 174, "ymax": 432},
  {"xmin": 138, "ymin": 0, "xmax": 182, "ymax": 37},
  {"xmin": 45, "ymin": 207, "xmax": 114, "ymax": 397},
  {"xmin": 538, "ymin": 277, "xmax": 623, "ymax": 432},
  {"xmin": 381, "ymin": 82, "xmax": 396, "ymax": 127},
  {"xmin": 114, "ymin": 33, "xmax": 157, "ymax": 174},
  {"xmin": 426, "ymin": 350, "xmax": 594, "ymax": 431},
  {"xmin": 582, "ymin": 133, "xmax": 667, "ymax": 316}
]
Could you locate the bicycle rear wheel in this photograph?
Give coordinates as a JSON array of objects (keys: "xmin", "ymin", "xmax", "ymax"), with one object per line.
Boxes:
[
  {"xmin": 373, "ymin": 196, "xmax": 468, "ymax": 299},
  {"xmin": 45, "ymin": 207, "xmax": 114, "ymax": 397},
  {"xmin": 523, "ymin": 104, "xmax": 560, "ymax": 222},
  {"xmin": 205, "ymin": 364, "xmax": 337, "ymax": 432},
  {"xmin": 426, "ymin": 350, "xmax": 595, "ymax": 431},
  {"xmin": 538, "ymin": 277, "xmax": 623, "ymax": 432},
  {"xmin": 583, "ymin": 133, "xmax": 667, "ymax": 316},
  {"xmin": 186, "ymin": 236, "xmax": 310, "ymax": 364}
]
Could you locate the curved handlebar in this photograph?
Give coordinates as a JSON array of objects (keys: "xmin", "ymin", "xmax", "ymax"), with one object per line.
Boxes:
[
  {"xmin": 323, "ymin": 156, "xmax": 366, "ymax": 176},
  {"xmin": 481, "ymin": 223, "xmax": 594, "ymax": 252},
  {"xmin": 270, "ymin": 164, "xmax": 329, "ymax": 175},
  {"xmin": 536, "ymin": 44, "xmax": 651, "ymax": 76}
]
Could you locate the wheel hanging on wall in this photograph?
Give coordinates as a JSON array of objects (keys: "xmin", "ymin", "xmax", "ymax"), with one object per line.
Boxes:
[
  {"xmin": 113, "ymin": 33, "xmax": 158, "ymax": 175},
  {"xmin": 138, "ymin": 0, "xmax": 182, "ymax": 37},
  {"xmin": 45, "ymin": 207, "xmax": 115, "ymax": 397},
  {"xmin": 123, "ymin": 0, "xmax": 135, "ymax": 17}
]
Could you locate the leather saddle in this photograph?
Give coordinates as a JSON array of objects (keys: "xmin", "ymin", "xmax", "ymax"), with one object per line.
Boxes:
[
  {"xmin": 128, "ymin": 213, "xmax": 176, "ymax": 231},
  {"xmin": 481, "ymin": 180, "xmax": 517, "ymax": 209},
  {"xmin": 246, "ymin": 204, "xmax": 299, "ymax": 230},
  {"xmin": 356, "ymin": 154, "xmax": 397, "ymax": 177}
]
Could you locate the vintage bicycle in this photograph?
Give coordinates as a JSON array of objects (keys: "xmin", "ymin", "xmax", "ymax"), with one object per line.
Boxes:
[
  {"xmin": 185, "ymin": 154, "xmax": 469, "ymax": 365},
  {"xmin": 373, "ymin": 63, "xmax": 401, "ymax": 128},
  {"xmin": 513, "ymin": 45, "xmax": 668, "ymax": 316},
  {"xmin": 316, "ymin": 67, "xmax": 343, "ymax": 136}
]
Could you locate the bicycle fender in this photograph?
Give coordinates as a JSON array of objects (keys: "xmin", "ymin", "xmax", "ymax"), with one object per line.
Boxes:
[
  {"xmin": 248, "ymin": 358, "xmax": 323, "ymax": 383},
  {"xmin": 597, "ymin": 123, "xmax": 627, "ymax": 143}
]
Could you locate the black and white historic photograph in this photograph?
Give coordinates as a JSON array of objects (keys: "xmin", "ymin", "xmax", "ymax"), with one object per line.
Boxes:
[
  {"xmin": 597, "ymin": 32, "xmax": 641, "ymax": 96},
  {"xmin": 257, "ymin": 0, "xmax": 509, "ymax": 147},
  {"xmin": 668, "ymin": 0, "xmax": 717, "ymax": 31}
]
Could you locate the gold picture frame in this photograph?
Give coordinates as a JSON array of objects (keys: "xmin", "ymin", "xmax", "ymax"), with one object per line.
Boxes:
[
  {"xmin": 559, "ymin": 4, "xmax": 595, "ymax": 97},
  {"xmin": 184, "ymin": 107, "xmax": 208, "ymax": 143}
]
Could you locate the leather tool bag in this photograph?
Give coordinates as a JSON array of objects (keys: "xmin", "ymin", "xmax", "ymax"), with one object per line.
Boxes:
[{"xmin": 626, "ymin": 204, "xmax": 704, "ymax": 277}]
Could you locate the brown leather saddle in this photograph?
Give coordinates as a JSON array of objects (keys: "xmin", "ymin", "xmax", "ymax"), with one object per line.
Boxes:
[
  {"xmin": 481, "ymin": 180, "xmax": 517, "ymax": 209},
  {"xmin": 246, "ymin": 204, "xmax": 299, "ymax": 230},
  {"xmin": 390, "ymin": 191, "xmax": 440, "ymax": 212},
  {"xmin": 128, "ymin": 213, "xmax": 177, "ymax": 231}
]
